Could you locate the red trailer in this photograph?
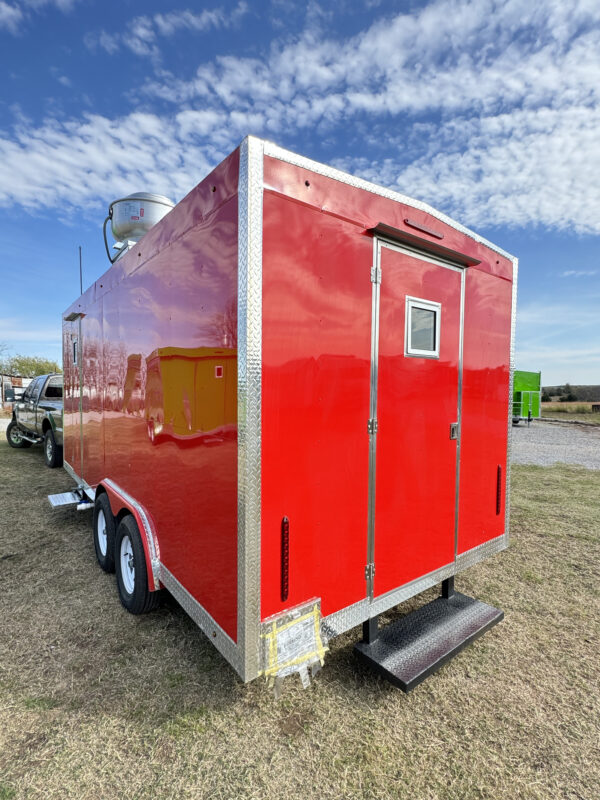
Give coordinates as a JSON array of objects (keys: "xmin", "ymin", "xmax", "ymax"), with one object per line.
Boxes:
[{"xmin": 53, "ymin": 137, "xmax": 517, "ymax": 691}]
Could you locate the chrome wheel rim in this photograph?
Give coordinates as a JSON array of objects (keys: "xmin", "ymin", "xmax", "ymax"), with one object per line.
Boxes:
[
  {"xmin": 120, "ymin": 535, "xmax": 135, "ymax": 595},
  {"xmin": 9, "ymin": 426, "xmax": 22, "ymax": 445},
  {"xmin": 45, "ymin": 436, "xmax": 53, "ymax": 460},
  {"xmin": 97, "ymin": 509, "xmax": 107, "ymax": 556}
]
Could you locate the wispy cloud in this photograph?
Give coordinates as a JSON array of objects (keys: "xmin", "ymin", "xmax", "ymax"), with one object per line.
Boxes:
[
  {"xmin": 0, "ymin": 0, "xmax": 79, "ymax": 33},
  {"xmin": 0, "ymin": 1, "xmax": 23, "ymax": 33},
  {"xmin": 561, "ymin": 270, "xmax": 597, "ymax": 277},
  {"xmin": 85, "ymin": 2, "xmax": 249, "ymax": 61},
  {"xmin": 2, "ymin": 0, "xmax": 600, "ymax": 238}
]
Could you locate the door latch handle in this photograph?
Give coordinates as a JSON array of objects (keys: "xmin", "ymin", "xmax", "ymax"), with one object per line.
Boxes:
[{"xmin": 450, "ymin": 422, "xmax": 459, "ymax": 440}]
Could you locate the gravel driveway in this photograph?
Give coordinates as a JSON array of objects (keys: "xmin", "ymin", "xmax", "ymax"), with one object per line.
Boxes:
[{"xmin": 511, "ymin": 420, "xmax": 600, "ymax": 470}]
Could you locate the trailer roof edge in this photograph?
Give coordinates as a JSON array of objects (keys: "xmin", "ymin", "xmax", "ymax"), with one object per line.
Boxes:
[{"xmin": 261, "ymin": 138, "xmax": 516, "ymax": 264}]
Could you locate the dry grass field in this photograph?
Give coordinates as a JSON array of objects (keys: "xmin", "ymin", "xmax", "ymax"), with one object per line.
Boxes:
[
  {"xmin": 542, "ymin": 402, "xmax": 600, "ymax": 424},
  {"xmin": 0, "ymin": 438, "xmax": 599, "ymax": 799}
]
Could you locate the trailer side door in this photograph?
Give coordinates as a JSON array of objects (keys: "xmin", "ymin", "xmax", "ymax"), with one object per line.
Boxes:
[{"xmin": 370, "ymin": 242, "xmax": 463, "ymax": 598}]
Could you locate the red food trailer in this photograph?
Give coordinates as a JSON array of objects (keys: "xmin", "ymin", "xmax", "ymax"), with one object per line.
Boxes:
[{"xmin": 52, "ymin": 137, "xmax": 517, "ymax": 692}]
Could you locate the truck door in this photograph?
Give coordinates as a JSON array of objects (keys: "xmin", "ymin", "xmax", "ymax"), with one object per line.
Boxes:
[
  {"xmin": 21, "ymin": 377, "xmax": 43, "ymax": 431},
  {"xmin": 369, "ymin": 241, "xmax": 463, "ymax": 598}
]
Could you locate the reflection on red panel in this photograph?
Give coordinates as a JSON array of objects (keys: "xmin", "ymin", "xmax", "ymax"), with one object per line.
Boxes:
[
  {"xmin": 260, "ymin": 192, "xmax": 371, "ymax": 621},
  {"xmin": 63, "ymin": 150, "xmax": 240, "ymax": 641},
  {"xmin": 263, "ymin": 157, "xmax": 513, "ymax": 281},
  {"xmin": 374, "ymin": 247, "xmax": 461, "ymax": 595},
  {"xmin": 458, "ymin": 270, "xmax": 512, "ymax": 553}
]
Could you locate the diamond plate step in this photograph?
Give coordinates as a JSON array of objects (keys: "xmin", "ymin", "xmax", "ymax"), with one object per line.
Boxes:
[
  {"xmin": 354, "ymin": 592, "xmax": 503, "ymax": 692},
  {"xmin": 47, "ymin": 491, "xmax": 81, "ymax": 508}
]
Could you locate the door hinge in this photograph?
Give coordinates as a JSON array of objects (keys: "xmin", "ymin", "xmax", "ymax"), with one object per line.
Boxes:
[
  {"xmin": 370, "ymin": 266, "xmax": 381, "ymax": 284},
  {"xmin": 450, "ymin": 422, "xmax": 459, "ymax": 440},
  {"xmin": 367, "ymin": 417, "xmax": 378, "ymax": 434},
  {"xmin": 365, "ymin": 563, "xmax": 376, "ymax": 581}
]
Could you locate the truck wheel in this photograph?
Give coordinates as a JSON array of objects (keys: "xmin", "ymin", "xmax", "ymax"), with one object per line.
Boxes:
[
  {"xmin": 115, "ymin": 515, "xmax": 160, "ymax": 614},
  {"xmin": 44, "ymin": 429, "xmax": 63, "ymax": 468},
  {"xmin": 93, "ymin": 493, "xmax": 116, "ymax": 573},
  {"xmin": 6, "ymin": 420, "xmax": 32, "ymax": 448}
]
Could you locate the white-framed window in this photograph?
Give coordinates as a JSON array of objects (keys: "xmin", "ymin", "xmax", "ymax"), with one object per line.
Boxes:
[
  {"xmin": 405, "ymin": 296, "xmax": 441, "ymax": 358},
  {"xmin": 73, "ymin": 338, "xmax": 78, "ymax": 366}
]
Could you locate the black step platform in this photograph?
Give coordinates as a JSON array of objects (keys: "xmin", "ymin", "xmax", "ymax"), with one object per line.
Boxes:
[{"xmin": 354, "ymin": 592, "xmax": 503, "ymax": 692}]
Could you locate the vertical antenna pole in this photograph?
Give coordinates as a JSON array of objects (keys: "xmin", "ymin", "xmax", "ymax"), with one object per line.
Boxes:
[{"xmin": 79, "ymin": 246, "xmax": 83, "ymax": 295}]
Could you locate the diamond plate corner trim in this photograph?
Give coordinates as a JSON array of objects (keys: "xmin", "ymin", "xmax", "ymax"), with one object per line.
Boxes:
[
  {"xmin": 505, "ymin": 256, "xmax": 519, "ymax": 547},
  {"xmin": 237, "ymin": 135, "xmax": 264, "ymax": 682},
  {"xmin": 262, "ymin": 140, "xmax": 515, "ymax": 262},
  {"xmin": 158, "ymin": 564, "xmax": 239, "ymax": 669},
  {"xmin": 103, "ymin": 478, "xmax": 161, "ymax": 592},
  {"xmin": 455, "ymin": 534, "xmax": 508, "ymax": 572}
]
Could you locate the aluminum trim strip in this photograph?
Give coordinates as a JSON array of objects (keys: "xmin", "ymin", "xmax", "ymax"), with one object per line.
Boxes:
[
  {"xmin": 366, "ymin": 236, "xmax": 381, "ymax": 599},
  {"xmin": 103, "ymin": 477, "xmax": 161, "ymax": 592},
  {"xmin": 62, "ymin": 460, "xmax": 95, "ymax": 500},
  {"xmin": 455, "ymin": 534, "xmax": 508, "ymax": 571},
  {"xmin": 158, "ymin": 564, "xmax": 240, "ymax": 673},
  {"xmin": 505, "ymin": 257, "xmax": 519, "ymax": 545},
  {"xmin": 263, "ymin": 140, "xmax": 515, "ymax": 262},
  {"xmin": 237, "ymin": 135, "xmax": 264, "ymax": 682},
  {"xmin": 454, "ymin": 269, "xmax": 465, "ymax": 558},
  {"xmin": 323, "ymin": 534, "xmax": 507, "ymax": 638}
]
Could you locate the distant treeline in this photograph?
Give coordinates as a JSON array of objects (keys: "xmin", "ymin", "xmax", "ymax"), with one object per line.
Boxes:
[{"xmin": 542, "ymin": 384, "xmax": 600, "ymax": 402}]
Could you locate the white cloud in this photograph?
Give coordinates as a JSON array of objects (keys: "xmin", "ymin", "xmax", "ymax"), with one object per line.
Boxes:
[
  {"xmin": 87, "ymin": 2, "xmax": 250, "ymax": 60},
  {"xmin": 0, "ymin": 0, "xmax": 79, "ymax": 33},
  {"xmin": 0, "ymin": 1, "xmax": 23, "ymax": 32},
  {"xmin": 561, "ymin": 270, "xmax": 597, "ymax": 277},
  {"xmin": 3, "ymin": 0, "xmax": 600, "ymax": 237}
]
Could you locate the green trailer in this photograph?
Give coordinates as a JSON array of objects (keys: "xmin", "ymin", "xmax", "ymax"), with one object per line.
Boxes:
[{"xmin": 513, "ymin": 370, "xmax": 541, "ymax": 423}]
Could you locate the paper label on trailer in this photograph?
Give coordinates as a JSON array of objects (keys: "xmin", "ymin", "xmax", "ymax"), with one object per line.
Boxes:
[{"xmin": 276, "ymin": 618, "xmax": 317, "ymax": 677}]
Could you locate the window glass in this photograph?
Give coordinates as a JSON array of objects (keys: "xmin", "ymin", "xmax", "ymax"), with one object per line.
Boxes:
[
  {"xmin": 405, "ymin": 297, "xmax": 441, "ymax": 358},
  {"xmin": 44, "ymin": 376, "xmax": 63, "ymax": 399},
  {"xmin": 411, "ymin": 307, "xmax": 436, "ymax": 351}
]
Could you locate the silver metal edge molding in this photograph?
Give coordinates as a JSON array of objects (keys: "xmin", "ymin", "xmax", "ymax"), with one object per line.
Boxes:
[
  {"xmin": 159, "ymin": 564, "xmax": 239, "ymax": 668},
  {"xmin": 237, "ymin": 136, "xmax": 264, "ymax": 681},
  {"xmin": 263, "ymin": 140, "xmax": 516, "ymax": 262},
  {"xmin": 103, "ymin": 477, "xmax": 161, "ymax": 592},
  {"xmin": 505, "ymin": 257, "xmax": 519, "ymax": 545}
]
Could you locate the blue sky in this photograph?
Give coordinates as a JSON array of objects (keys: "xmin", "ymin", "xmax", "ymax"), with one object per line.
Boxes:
[{"xmin": 0, "ymin": 0, "xmax": 598, "ymax": 385}]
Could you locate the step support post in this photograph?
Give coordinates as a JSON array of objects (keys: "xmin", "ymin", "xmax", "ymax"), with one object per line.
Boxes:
[
  {"xmin": 362, "ymin": 615, "xmax": 379, "ymax": 644},
  {"xmin": 442, "ymin": 576, "xmax": 455, "ymax": 599}
]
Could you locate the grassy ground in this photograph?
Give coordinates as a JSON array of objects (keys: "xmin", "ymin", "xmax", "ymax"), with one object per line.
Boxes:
[
  {"xmin": 0, "ymin": 439, "xmax": 599, "ymax": 800},
  {"xmin": 542, "ymin": 402, "xmax": 600, "ymax": 424}
]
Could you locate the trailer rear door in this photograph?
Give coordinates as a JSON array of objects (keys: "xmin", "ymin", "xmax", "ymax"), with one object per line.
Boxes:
[{"xmin": 371, "ymin": 242, "xmax": 463, "ymax": 597}]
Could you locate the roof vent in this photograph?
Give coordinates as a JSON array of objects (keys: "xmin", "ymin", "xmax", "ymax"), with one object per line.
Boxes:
[{"xmin": 103, "ymin": 192, "xmax": 174, "ymax": 263}]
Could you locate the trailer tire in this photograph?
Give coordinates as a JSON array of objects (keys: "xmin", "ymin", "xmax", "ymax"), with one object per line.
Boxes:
[
  {"xmin": 115, "ymin": 515, "xmax": 160, "ymax": 615},
  {"xmin": 6, "ymin": 420, "xmax": 32, "ymax": 448},
  {"xmin": 44, "ymin": 428, "xmax": 63, "ymax": 468},
  {"xmin": 93, "ymin": 493, "xmax": 116, "ymax": 573}
]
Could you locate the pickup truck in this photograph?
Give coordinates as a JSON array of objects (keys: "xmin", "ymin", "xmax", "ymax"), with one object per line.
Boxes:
[{"xmin": 6, "ymin": 373, "xmax": 64, "ymax": 468}]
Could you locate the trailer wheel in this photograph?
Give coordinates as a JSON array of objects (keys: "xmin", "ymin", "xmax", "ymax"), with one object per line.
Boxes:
[
  {"xmin": 44, "ymin": 429, "xmax": 63, "ymax": 468},
  {"xmin": 93, "ymin": 493, "xmax": 116, "ymax": 573},
  {"xmin": 6, "ymin": 420, "xmax": 32, "ymax": 448},
  {"xmin": 115, "ymin": 515, "xmax": 160, "ymax": 614}
]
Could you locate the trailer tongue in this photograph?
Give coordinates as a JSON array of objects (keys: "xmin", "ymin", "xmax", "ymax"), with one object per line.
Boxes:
[{"xmin": 51, "ymin": 136, "xmax": 517, "ymax": 692}]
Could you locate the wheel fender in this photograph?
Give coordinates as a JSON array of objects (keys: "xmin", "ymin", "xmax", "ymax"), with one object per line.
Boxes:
[{"xmin": 100, "ymin": 480, "xmax": 162, "ymax": 592}]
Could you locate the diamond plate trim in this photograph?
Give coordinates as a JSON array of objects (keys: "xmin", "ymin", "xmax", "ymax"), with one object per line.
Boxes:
[
  {"xmin": 323, "ymin": 533, "xmax": 507, "ymax": 639},
  {"xmin": 62, "ymin": 460, "xmax": 95, "ymax": 501},
  {"xmin": 505, "ymin": 257, "xmax": 519, "ymax": 546},
  {"xmin": 237, "ymin": 136, "xmax": 264, "ymax": 681},
  {"xmin": 455, "ymin": 533, "xmax": 508, "ymax": 572},
  {"xmin": 263, "ymin": 141, "xmax": 515, "ymax": 262},
  {"xmin": 159, "ymin": 564, "xmax": 239, "ymax": 668}
]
